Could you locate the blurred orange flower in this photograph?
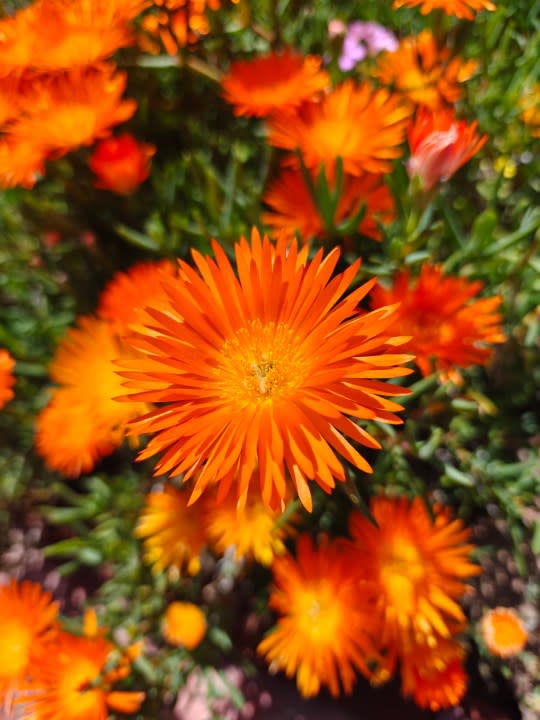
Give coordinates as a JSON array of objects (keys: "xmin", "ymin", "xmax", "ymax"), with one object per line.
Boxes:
[
  {"xmin": 0, "ymin": 579, "xmax": 58, "ymax": 703},
  {"xmin": 268, "ymin": 81, "xmax": 410, "ymax": 176},
  {"xmin": 136, "ymin": 485, "xmax": 207, "ymax": 575},
  {"xmin": 0, "ymin": 349, "xmax": 15, "ymax": 410},
  {"xmin": 29, "ymin": 631, "xmax": 144, "ymax": 719},
  {"xmin": 89, "ymin": 133, "xmax": 156, "ymax": 195},
  {"xmin": 140, "ymin": 0, "xmax": 221, "ymax": 53},
  {"xmin": 163, "ymin": 602, "xmax": 207, "ymax": 649},
  {"xmin": 10, "ymin": 64, "xmax": 136, "ymax": 157},
  {"xmin": 204, "ymin": 484, "xmax": 294, "ymax": 566},
  {"xmin": 370, "ymin": 264, "xmax": 505, "ymax": 377},
  {"xmin": 393, "ymin": 0, "xmax": 495, "ymax": 19},
  {"xmin": 258, "ymin": 535, "xmax": 378, "ymax": 698},
  {"xmin": 520, "ymin": 84, "xmax": 540, "ymax": 138},
  {"xmin": 121, "ymin": 229, "xmax": 413, "ymax": 511},
  {"xmin": 374, "ymin": 31, "xmax": 478, "ymax": 110},
  {"xmin": 35, "ymin": 316, "xmax": 148, "ymax": 476},
  {"xmin": 407, "ymin": 106, "xmax": 487, "ymax": 190},
  {"xmin": 400, "ymin": 637, "xmax": 468, "ymax": 711},
  {"xmin": 480, "ymin": 607, "xmax": 528, "ymax": 658},
  {"xmin": 349, "ymin": 496, "xmax": 479, "ymax": 656},
  {"xmin": 221, "ymin": 50, "xmax": 329, "ymax": 117},
  {"xmin": 0, "ymin": 136, "xmax": 47, "ymax": 190},
  {"xmin": 98, "ymin": 259, "xmax": 177, "ymax": 332},
  {"xmin": 263, "ymin": 168, "xmax": 394, "ymax": 242}
]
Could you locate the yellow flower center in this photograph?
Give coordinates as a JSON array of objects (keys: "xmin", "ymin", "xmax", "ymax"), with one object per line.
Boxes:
[
  {"xmin": 218, "ymin": 320, "xmax": 309, "ymax": 405},
  {"xmin": 58, "ymin": 654, "xmax": 104, "ymax": 715},
  {"xmin": 0, "ymin": 620, "xmax": 31, "ymax": 678},
  {"xmin": 294, "ymin": 582, "xmax": 342, "ymax": 642},
  {"xmin": 379, "ymin": 537, "xmax": 425, "ymax": 611}
]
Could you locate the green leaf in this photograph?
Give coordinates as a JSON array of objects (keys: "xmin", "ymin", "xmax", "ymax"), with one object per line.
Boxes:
[{"xmin": 443, "ymin": 464, "xmax": 475, "ymax": 487}]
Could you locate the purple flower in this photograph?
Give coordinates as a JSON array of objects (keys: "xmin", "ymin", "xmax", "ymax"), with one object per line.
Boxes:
[{"xmin": 338, "ymin": 21, "xmax": 398, "ymax": 72}]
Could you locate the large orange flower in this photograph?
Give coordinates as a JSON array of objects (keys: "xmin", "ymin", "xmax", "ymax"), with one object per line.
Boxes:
[
  {"xmin": 370, "ymin": 264, "xmax": 505, "ymax": 377},
  {"xmin": 135, "ymin": 485, "xmax": 207, "ymax": 575},
  {"xmin": 121, "ymin": 229, "xmax": 413, "ymax": 511},
  {"xmin": 0, "ymin": 580, "xmax": 58, "ymax": 703},
  {"xmin": 28, "ymin": 630, "xmax": 144, "ymax": 720},
  {"xmin": 407, "ymin": 106, "xmax": 487, "ymax": 190},
  {"xmin": 221, "ymin": 50, "xmax": 329, "ymax": 118},
  {"xmin": 349, "ymin": 497, "xmax": 479, "ymax": 657},
  {"xmin": 268, "ymin": 81, "xmax": 410, "ymax": 176},
  {"xmin": 35, "ymin": 316, "xmax": 148, "ymax": 476},
  {"xmin": 10, "ymin": 64, "xmax": 136, "ymax": 156},
  {"xmin": 258, "ymin": 535, "xmax": 378, "ymax": 698},
  {"xmin": 0, "ymin": 349, "xmax": 15, "ymax": 410},
  {"xmin": 393, "ymin": 0, "xmax": 495, "ymax": 20},
  {"xmin": 97, "ymin": 259, "xmax": 176, "ymax": 333},
  {"xmin": 374, "ymin": 31, "xmax": 478, "ymax": 110},
  {"xmin": 263, "ymin": 168, "xmax": 394, "ymax": 242}
]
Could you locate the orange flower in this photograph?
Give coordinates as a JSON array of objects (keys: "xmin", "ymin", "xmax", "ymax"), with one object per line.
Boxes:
[
  {"xmin": 140, "ymin": 0, "xmax": 221, "ymax": 53},
  {"xmin": 98, "ymin": 260, "xmax": 176, "ymax": 333},
  {"xmin": 0, "ymin": 349, "xmax": 15, "ymax": 410},
  {"xmin": 135, "ymin": 485, "xmax": 207, "ymax": 575},
  {"xmin": 35, "ymin": 316, "xmax": 148, "ymax": 476},
  {"xmin": 89, "ymin": 133, "xmax": 156, "ymax": 195},
  {"xmin": 35, "ymin": 388, "xmax": 119, "ymax": 477},
  {"xmin": 407, "ymin": 107, "xmax": 487, "ymax": 190},
  {"xmin": 0, "ymin": 579, "xmax": 58, "ymax": 702},
  {"xmin": 262, "ymin": 168, "xmax": 394, "ymax": 242},
  {"xmin": 520, "ymin": 84, "xmax": 540, "ymax": 138},
  {"xmin": 120, "ymin": 229, "xmax": 413, "ymax": 511},
  {"xmin": 400, "ymin": 637, "xmax": 467, "ymax": 711},
  {"xmin": 28, "ymin": 630, "xmax": 144, "ymax": 719},
  {"xmin": 258, "ymin": 535, "xmax": 377, "ymax": 698},
  {"xmin": 480, "ymin": 607, "xmax": 528, "ymax": 658},
  {"xmin": 370, "ymin": 264, "xmax": 505, "ymax": 377},
  {"xmin": 0, "ymin": 136, "xmax": 47, "ymax": 190},
  {"xmin": 0, "ymin": 0, "xmax": 145, "ymax": 74},
  {"xmin": 10, "ymin": 64, "xmax": 136, "ymax": 157},
  {"xmin": 221, "ymin": 50, "xmax": 329, "ymax": 118},
  {"xmin": 374, "ymin": 30, "xmax": 478, "ymax": 110},
  {"xmin": 393, "ymin": 0, "xmax": 495, "ymax": 20},
  {"xmin": 204, "ymin": 484, "xmax": 294, "ymax": 566},
  {"xmin": 162, "ymin": 602, "xmax": 207, "ymax": 649},
  {"xmin": 349, "ymin": 496, "xmax": 479, "ymax": 655},
  {"xmin": 268, "ymin": 81, "xmax": 410, "ymax": 176}
]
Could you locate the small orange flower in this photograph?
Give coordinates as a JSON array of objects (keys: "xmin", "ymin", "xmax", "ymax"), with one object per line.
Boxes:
[
  {"xmin": 480, "ymin": 607, "xmax": 528, "ymax": 658},
  {"xmin": 204, "ymin": 485, "xmax": 294, "ymax": 566},
  {"xmin": 35, "ymin": 388, "xmax": 119, "ymax": 477},
  {"xmin": 520, "ymin": 84, "xmax": 540, "ymax": 138},
  {"xmin": 120, "ymin": 229, "xmax": 413, "ymax": 512},
  {"xmin": 370, "ymin": 264, "xmax": 505, "ymax": 377},
  {"xmin": 400, "ymin": 637, "xmax": 468, "ymax": 711},
  {"xmin": 374, "ymin": 30, "xmax": 478, "ymax": 110},
  {"xmin": 140, "ymin": 0, "xmax": 221, "ymax": 53},
  {"xmin": 221, "ymin": 50, "xmax": 329, "ymax": 118},
  {"xmin": 407, "ymin": 107, "xmax": 487, "ymax": 190},
  {"xmin": 393, "ymin": 0, "xmax": 495, "ymax": 20},
  {"xmin": 263, "ymin": 168, "xmax": 394, "ymax": 242},
  {"xmin": 258, "ymin": 535, "xmax": 378, "ymax": 698},
  {"xmin": 349, "ymin": 497, "xmax": 479, "ymax": 655},
  {"xmin": 29, "ymin": 630, "xmax": 144, "ymax": 720},
  {"xmin": 0, "ymin": 579, "xmax": 58, "ymax": 702},
  {"xmin": 89, "ymin": 133, "xmax": 156, "ymax": 195},
  {"xmin": 162, "ymin": 602, "xmax": 207, "ymax": 649},
  {"xmin": 268, "ymin": 80, "xmax": 410, "ymax": 176},
  {"xmin": 98, "ymin": 260, "xmax": 177, "ymax": 332},
  {"xmin": 0, "ymin": 136, "xmax": 47, "ymax": 190},
  {"xmin": 0, "ymin": 349, "xmax": 15, "ymax": 410},
  {"xmin": 11, "ymin": 64, "xmax": 136, "ymax": 157},
  {"xmin": 135, "ymin": 485, "xmax": 207, "ymax": 575}
]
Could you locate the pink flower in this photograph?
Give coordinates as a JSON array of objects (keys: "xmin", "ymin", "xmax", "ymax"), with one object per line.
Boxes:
[{"xmin": 407, "ymin": 107, "xmax": 487, "ymax": 191}]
